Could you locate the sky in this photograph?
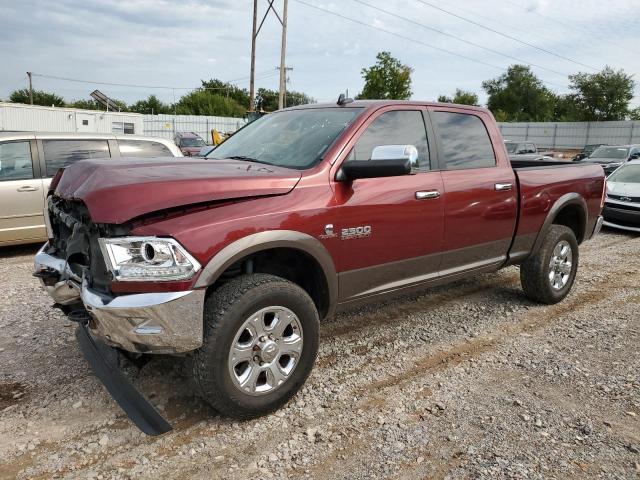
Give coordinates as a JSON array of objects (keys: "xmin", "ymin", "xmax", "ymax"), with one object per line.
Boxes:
[{"xmin": 1, "ymin": 0, "xmax": 639, "ymax": 108}]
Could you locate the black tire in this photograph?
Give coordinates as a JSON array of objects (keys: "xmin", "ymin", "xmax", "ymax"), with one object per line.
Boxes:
[
  {"xmin": 193, "ymin": 273, "xmax": 319, "ymax": 419},
  {"xmin": 520, "ymin": 225, "xmax": 579, "ymax": 304}
]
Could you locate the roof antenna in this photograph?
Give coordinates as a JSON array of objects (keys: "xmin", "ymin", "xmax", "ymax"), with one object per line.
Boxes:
[{"xmin": 337, "ymin": 92, "xmax": 354, "ymax": 106}]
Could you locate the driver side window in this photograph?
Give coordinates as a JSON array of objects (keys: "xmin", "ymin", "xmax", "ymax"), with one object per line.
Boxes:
[{"xmin": 349, "ymin": 110, "xmax": 430, "ymax": 170}]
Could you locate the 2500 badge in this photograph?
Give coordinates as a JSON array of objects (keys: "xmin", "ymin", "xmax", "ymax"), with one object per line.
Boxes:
[{"xmin": 341, "ymin": 225, "xmax": 372, "ymax": 240}]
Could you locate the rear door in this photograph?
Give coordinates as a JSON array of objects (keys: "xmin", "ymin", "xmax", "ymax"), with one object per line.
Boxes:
[
  {"xmin": 332, "ymin": 106, "xmax": 445, "ymax": 302},
  {"xmin": 0, "ymin": 139, "xmax": 46, "ymax": 245},
  {"xmin": 430, "ymin": 107, "xmax": 517, "ymax": 275}
]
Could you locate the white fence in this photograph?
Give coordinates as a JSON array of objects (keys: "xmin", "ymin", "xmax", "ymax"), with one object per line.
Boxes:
[
  {"xmin": 497, "ymin": 121, "xmax": 640, "ymax": 149},
  {"xmin": 143, "ymin": 114, "xmax": 247, "ymax": 143}
]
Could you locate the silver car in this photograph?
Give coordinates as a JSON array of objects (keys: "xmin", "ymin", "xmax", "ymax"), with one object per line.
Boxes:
[
  {"xmin": 0, "ymin": 132, "xmax": 182, "ymax": 247},
  {"xmin": 602, "ymin": 159, "xmax": 640, "ymax": 233}
]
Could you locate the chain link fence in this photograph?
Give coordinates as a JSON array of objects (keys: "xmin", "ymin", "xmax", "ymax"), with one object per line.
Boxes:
[{"xmin": 497, "ymin": 121, "xmax": 640, "ymax": 150}]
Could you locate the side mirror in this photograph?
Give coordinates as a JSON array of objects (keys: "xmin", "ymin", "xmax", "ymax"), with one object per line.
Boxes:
[
  {"xmin": 630, "ymin": 153, "xmax": 640, "ymax": 160},
  {"xmin": 370, "ymin": 144, "xmax": 419, "ymax": 168},
  {"xmin": 337, "ymin": 144, "xmax": 417, "ymax": 181}
]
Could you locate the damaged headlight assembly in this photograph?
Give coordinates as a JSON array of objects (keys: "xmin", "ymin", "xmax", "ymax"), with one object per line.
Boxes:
[{"xmin": 99, "ymin": 237, "xmax": 201, "ymax": 281}]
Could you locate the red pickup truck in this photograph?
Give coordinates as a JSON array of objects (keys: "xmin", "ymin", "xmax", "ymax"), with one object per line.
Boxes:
[{"xmin": 35, "ymin": 100, "xmax": 605, "ymax": 434}]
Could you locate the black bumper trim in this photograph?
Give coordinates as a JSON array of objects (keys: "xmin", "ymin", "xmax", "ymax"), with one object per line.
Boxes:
[{"xmin": 75, "ymin": 324, "xmax": 173, "ymax": 436}]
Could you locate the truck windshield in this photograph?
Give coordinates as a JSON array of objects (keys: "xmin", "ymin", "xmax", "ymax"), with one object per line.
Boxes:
[
  {"xmin": 207, "ymin": 108, "xmax": 362, "ymax": 169},
  {"xmin": 181, "ymin": 138, "xmax": 205, "ymax": 147},
  {"xmin": 608, "ymin": 164, "xmax": 640, "ymax": 183},
  {"xmin": 588, "ymin": 146, "xmax": 629, "ymax": 162}
]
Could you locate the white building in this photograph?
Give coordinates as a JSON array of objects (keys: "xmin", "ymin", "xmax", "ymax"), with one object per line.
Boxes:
[{"xmin": 0, "ymin": 102, "xmax": 144, "ymax": 135}]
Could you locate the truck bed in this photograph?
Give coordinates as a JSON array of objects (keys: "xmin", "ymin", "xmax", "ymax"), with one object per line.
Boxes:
[{"xmin": 508, "ymin": 160, "xmax": 606, "ymax": 263}]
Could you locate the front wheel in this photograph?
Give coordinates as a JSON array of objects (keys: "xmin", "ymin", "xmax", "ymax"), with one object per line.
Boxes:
[
  {"xmin": 520, "ymin": 225, "xmax": 579, "ymax": 304},
  {"xmin": 193, "ymin": 274, "xmax": 319, "ymax": 419}
]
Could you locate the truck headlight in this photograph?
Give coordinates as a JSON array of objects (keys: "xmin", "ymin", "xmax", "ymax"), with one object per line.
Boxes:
[{"xmin": 99, "ymin": 237, "xmax": 201, "ymax": 281}]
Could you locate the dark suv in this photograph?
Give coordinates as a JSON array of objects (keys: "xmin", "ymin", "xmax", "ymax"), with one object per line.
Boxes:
[{"xmin": 174, "ymin": 132, "xmax": 206, "ymax": 156}]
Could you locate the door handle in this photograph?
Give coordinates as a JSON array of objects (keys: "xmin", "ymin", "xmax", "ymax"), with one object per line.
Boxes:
[
  {"xmin": 495, "ymin": 183, "xmax": 513, "ymax": 191},
  {"xmin": 415, "ymin": 190, "xmax": 440, "ymax": 200},
  {"xmin": 17, "ymin": 186, "xmax": 38, "ymax": 192}
]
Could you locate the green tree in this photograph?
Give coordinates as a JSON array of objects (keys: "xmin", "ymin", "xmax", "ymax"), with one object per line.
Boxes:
[
  {"xmin": 437, "ymin": 88, "xmax": 479, "ymax": 106},
  {"xmin": 175, "ymin": 90, "xmax": 246, "ymax": 117},
  {"xmin": 254, "ymin": 88, "xmax": 314, "ymax": 111},
  {"xmin": 630, "ymin": 106, "xmax": 640, "ymax": 120},
  {"xmin": 357, "ymin": 51, "xmax": 413, "ymax": 100},
  {"xmin": 568, "ymin": 67, "xmax": 635, "ymax": 121},
  {"xmin": 482, "ymin": 65, "xmax": 555, "ymax": 121},
  {"xmin": 67, "ymin": 99, "xmax": 103, "ymax": 110},
  {"xmin": 201, "ymin": 79, "xmax": 250, "ymax": 108},
  {"xmin": 129, "ymin": 95, "xmax": 172, "ymax": 114},
  {"xmin": 10, "ymin": 88, "xmax": 64, "ymax": 107}
]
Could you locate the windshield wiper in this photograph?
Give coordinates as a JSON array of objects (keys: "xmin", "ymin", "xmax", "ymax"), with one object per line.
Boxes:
[{"xmin": 225, "ymin": 155, "xmax": 273, "ymax": 166}]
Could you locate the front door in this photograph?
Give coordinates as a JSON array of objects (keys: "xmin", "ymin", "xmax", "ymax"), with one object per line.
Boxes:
[
  {"xmin": 0, "ymin": 140, "xmax": 46, "ymax": 246},
  {"xmin": 332, "ymin": 107, "xmax": 445, "ymax": 302}
]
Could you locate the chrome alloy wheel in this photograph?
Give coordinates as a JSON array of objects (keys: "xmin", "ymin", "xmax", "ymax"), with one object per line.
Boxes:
[
  {"xmin": 548, "ymin": 240, "xmax": 572, "ymax": 290},
  {"xmin": 228, "ymin": 306, "xmax": 303, "ymax": 396}
]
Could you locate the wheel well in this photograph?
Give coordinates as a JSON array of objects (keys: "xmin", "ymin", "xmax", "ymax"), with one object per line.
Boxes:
[
  {"xmin": 212, "ymin": 248, "xmax": 330, "ymax": 318},
  {"xmin": 552, "ymin": 204, "xmax": 586, "ymax": 243}
]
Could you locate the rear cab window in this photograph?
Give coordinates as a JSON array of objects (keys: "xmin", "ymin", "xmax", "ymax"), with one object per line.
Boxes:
[
  {"xmin": 432, "ymin": 111, "xmax": 496, "ymax": 170},
  {"xmin": 0, "ymin": 141, "xmax": 34, "ymax": 181},
  {"xmin": 42, "ymin": 139, "xmax": 111, "ymax": 176},
  {"xmin": 118, "ymin": 140, "xmax": 172, "ymax": 158}
]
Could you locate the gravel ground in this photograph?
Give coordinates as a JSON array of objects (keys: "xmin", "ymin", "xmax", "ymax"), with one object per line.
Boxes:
[{"xmin": 0, "ymin": 229, "xmax": 638, "ymax": 480}]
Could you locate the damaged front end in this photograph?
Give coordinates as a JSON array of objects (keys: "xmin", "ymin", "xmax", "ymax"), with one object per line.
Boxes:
[{"xmin": 34, "ymin": 195, "xmax": 205, "ymax": 435}]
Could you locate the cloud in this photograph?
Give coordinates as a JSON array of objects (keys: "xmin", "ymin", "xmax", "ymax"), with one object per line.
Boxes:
[{"xmin": 0, "ymin": 0, "xmax": 638, "ymax": 106}]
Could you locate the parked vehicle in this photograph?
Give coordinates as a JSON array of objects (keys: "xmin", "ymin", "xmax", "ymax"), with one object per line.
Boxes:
[
  {"xmin": 0, "ymin": 132, "xmax": 181, "ymax": 247},
  {"xmin": 504, "ymin": 141, "xmax": 553, "ymax": 161},
  {"xmin": 602, "ymin": 160, "xmax": 640, "ymax": 232},
  {"xmin": 35, "ymin": 100, "xmax": 605, "ymax": 434},
  {"xmin": 582, "ymin": 144, "xmax": 640, "ymax": 175},
  {"xmin": 174, "ymin": 132, "xmax": 206, "ymax": 156},
  {"xmin": 572, "ymin": 143, "xmax": 606, "ymax": 162}
]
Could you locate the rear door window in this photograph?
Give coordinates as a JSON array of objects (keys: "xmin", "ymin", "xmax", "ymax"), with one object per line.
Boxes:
[
  {"xmin": 42, "ymin": 139, "xmax": 111, "ymax": 176},
  {"xmin": 118, "ymin": 140, "xmax": 173, "ymax": 158},
  {"xmin": 432, "ymin": 112, "xmax": 496, "ymax": 170},
  {"xmin": 0, "ymin": 141, "xmax": 34, "ymax": 181}
]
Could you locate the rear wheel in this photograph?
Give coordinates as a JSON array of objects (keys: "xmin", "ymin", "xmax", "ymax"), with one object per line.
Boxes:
[
  {"xmin": 193, "ymin": 274, "xmax": 319, "ymax": 418},
  {"xmin": 520, "ymin": 225, "xmax": 579, "ymax": 304}
]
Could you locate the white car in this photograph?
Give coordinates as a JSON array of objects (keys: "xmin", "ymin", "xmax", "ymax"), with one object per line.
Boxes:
[
  {"xmin": 603, "ymin": 159, "xmax": 640, "ymax": 233},
  {"xmin": 0, "ymin": 132, "xmax": 182, "ymax": 247}
]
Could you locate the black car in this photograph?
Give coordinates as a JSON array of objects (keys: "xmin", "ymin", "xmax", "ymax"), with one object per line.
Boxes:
[
  {"xmin": 581, "ymin": 145, "xmax": 640, "ymax": 175},
  {"xmin": 572, "ymin": 143, "xmax": 606, "ymax": 161}
]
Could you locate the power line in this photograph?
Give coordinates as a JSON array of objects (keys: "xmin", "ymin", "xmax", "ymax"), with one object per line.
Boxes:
[
  {"xmin": 293, "ymin": 0, "xmax": 567, "ymax": 90},
  {"xmin": 293, "ymin": 0, "xmax": 507, "ymax": 72},
  {"xmin": 351, "ymin": 0, "xmax": 569, "ymax": 78},
  {"xmin": 30, "ymin": 70, "xmax": 278, "ymax": 91},
  {"xmin": 501, "ymin": 0, "xmax": 638, "ymax": 58},
  {"xmin": 414, "ymin": 0, "xmax": 600, "ymax": 72}
]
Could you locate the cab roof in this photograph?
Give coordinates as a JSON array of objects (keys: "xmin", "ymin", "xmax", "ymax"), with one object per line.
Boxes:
[{"xmin": 283, "ymin": 100, "xmax": 491, "ymax": 115}]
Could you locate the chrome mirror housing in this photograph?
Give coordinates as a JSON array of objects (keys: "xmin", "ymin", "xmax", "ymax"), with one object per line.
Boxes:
[{"xmin": 371, "ymin": 144, "xmax": 419, "ymax": 170}]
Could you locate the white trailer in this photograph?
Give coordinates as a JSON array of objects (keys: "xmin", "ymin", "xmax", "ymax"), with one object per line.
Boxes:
[{"xmin": 0, "ymin": 102, "xmax": 144, "ymax": 135}]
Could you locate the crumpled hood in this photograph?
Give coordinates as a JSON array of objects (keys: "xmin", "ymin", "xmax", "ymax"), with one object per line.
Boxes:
[{"xmin": 54, "ymin": 157, "xmax": 302, "ymax": 224}]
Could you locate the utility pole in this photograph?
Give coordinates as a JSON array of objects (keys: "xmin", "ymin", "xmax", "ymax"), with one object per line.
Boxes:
[
  {"xmin": 278, "ymin": 0, "xmax": 288, "ymax": 110},
  {"xmin": 248, "ymin": 0, "xmax": 288, "ymax": 112},
  {"xmin": 27, "ymin": 72, "xmax": 33, "ymax": 105},
  {"xmin": 249, "ymin": 0, "xmax": 258, "ymax": 111},
  {"xmin": 276, "ymin": 66, "xmax": 293, "ymax": 107}
]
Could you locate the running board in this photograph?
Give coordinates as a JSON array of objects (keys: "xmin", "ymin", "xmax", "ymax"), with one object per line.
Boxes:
[{"xmin": 75, "ymin": 325, "xmax": 172, "ymax": 436}]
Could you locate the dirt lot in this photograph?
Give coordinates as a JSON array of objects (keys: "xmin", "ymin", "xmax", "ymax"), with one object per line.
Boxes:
[{"xmin": 0, "ymin": 230, "xmax": 639, "ymax": 479}]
